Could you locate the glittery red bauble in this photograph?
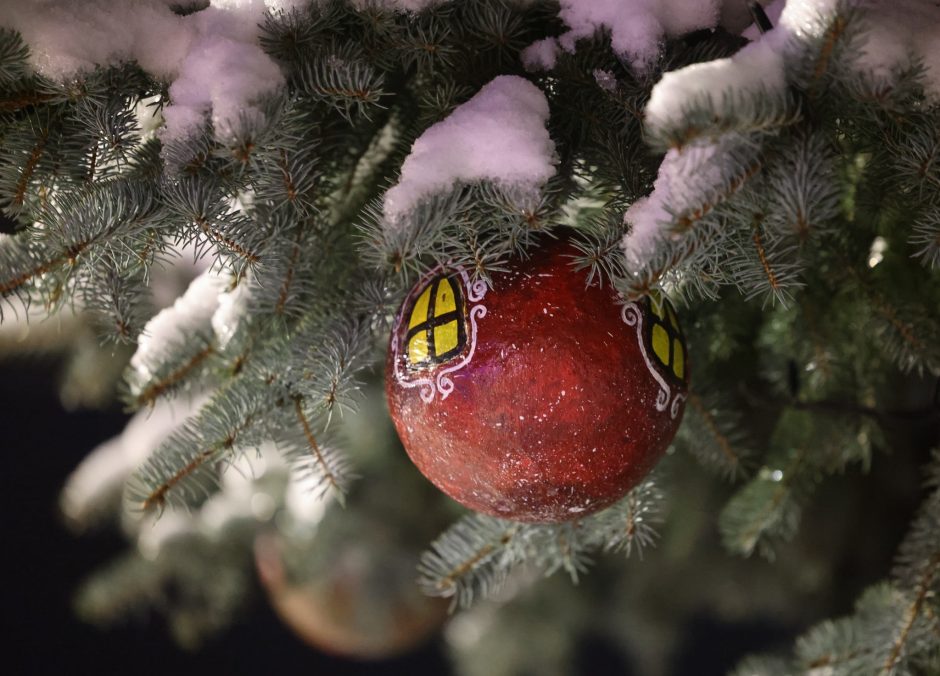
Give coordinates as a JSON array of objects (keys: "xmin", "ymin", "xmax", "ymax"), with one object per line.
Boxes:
[{"xmin": 385, "ymin": 236, "xmax": 689, "ymax": 522}]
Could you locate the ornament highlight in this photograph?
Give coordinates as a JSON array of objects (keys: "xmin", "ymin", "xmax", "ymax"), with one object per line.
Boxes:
[{"xmin": 386, "ymin": 236, "xmax": 688, "ymax": 522}]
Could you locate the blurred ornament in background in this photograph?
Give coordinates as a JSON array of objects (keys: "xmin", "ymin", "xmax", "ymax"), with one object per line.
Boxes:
[{"xmin": 255, "ymin": 509, "xmax": 448, "ymax": 660}]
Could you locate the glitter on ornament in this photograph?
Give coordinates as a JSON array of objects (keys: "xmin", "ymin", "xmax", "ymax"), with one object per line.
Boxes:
[{"xmin": 385, "ymin": 235, "xmax": 689, "ymax": 522}]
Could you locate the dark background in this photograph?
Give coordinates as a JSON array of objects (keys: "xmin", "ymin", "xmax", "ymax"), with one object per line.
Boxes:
[{"xmin": 3, "ymin": 353, "xmax": 934, "ymax": 675}]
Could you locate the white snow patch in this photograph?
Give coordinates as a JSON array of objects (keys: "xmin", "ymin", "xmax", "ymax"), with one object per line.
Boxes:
[
  {"xmin": 649, "ymin": 0, "xmax": 940, "ymax": 134},
  {"xmin": 211, "ymin": 278, "xmax": 252, "ymax": 349},
  {"xmin": 644, "ymin": 0, "xmax": 827, "ymax": 132},
  {"xmin": 349, "ymin": 0, "xmax": 446, "ymax": 10},
  {"xmin": 852, "ymin": 1, "xmax": 940, "ymax": 99},
  {"xmin": 523, "ymin": 0, "xmax": 721, "ymax": 75},
  {"xmin": 383, "ymin": 75, "xmax": 556, "ymax": 223},
  {"xmin": 622, "ymin": 143, "xmax": 722, "ymax": 267},
  {"xmin": 60, "ymin": 393, "xmax": 208, "ymax": 528},
  {"xmin": 593, "ymin": 68, "xmax": 618, "ymax": 92},
  {"xmin": 645, "ymin": 38, "xmax": 788, "ymax": 132},
  {"xmin": 1, "ymin": 0, "xmax": 290, "ymax": 142},
  {"xmin": 131, "ymin": 269, "xmax": 228, "ymax": 381},
  {"xmin": 521, "ymin": 37, "xmax": 560, "ymax": 71}
]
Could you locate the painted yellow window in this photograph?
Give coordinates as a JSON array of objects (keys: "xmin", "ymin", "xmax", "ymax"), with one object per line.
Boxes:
[
  {"xmin": 672, "ymin": 339, "xmax": 684, "ymax": 380},
  {"xmin": 408, "ymin": 332, "xmax": 429, "ymax": 364},
  {"xmin": 435, "ymin": 279, "xmax": 457, "ymax": 314},
  {"xmin": 645, "ymin": 294, "xmax": 686, "ymax": 383},
  {"xmin": 409, "ymin": 285, "xmax": 432, "ymax": 330},
  {"xmin": 652, "ymin": 324, "xmax": 670, "ymax": 365},
  {"xmin": 434, "ymin": 320, "xmax": 459, "ymax": 355},
  {"xmin": 403, "ymin": 275, "xmax": 467, "ymax": 367}
]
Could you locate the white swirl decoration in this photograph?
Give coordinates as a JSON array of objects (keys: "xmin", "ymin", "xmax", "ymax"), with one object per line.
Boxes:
[
  {"xmin": 393, "ymin": 267, "xmax": 488, "ymax": 403},
  {"xmin": 621, "ymin": 301, "xmax": 684, "ymax": 419}
]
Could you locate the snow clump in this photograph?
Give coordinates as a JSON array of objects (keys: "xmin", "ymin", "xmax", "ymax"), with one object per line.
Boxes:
[
  {"xmin": 383, "ymin": 75, "xmax": 557, "ymax": 224},
  {"xmin": 1, "ymin": 0, "xmax": 304, "ymax": 142},
  {"xmin": 522, "ymin": 0, "xmax": 722, "ymax": 74}
]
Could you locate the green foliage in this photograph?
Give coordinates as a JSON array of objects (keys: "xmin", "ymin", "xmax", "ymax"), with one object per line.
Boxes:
[
  {"xmin": 735, "ymin": 450, "xmax": 940, "ymax": 674},
  {"xmin": 1, "ymin": 0, "xmax": 938, "ymax": 666},
  {"xmin": 419, "ymin": 478, "xmax": 663, "ymax": 610}
]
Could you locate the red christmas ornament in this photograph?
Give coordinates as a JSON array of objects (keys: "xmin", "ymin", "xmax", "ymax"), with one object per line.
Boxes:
[{"xmin": 385, "ymin": 236, "xmax": 688, "ymax": 522}]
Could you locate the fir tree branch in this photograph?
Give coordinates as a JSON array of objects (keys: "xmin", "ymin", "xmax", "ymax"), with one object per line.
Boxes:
[
  {"xmin": 881, "ymin": 552, "xmax": 940, "ymax": 675},
  {"xmin": 292, "ymin": 396, "xmax": 341, "ymax": 496},
  {"xmin": 688, "ymin": 392, "xmax": 743, "ymax": 470},
  {"xmin": 436, "ymin": 530, "xmax": 516, "ymax": 595},
  {"xmin": 811, "ymin": 15, "xmax": 848, "ymax": 87},
  {"xmin": 0, "ymin": 91, "xmax": 55, "ymax": 113},
  {"xmin": 141, "ymin": 447, "xmax": 219, "ymax": 513},
  {"xmin": 0, "ymin": 245, "xmax": 75, "ymax": 297},
  {"xmin": 274, "ymin": 232, "xmax": 303, "ymax": 317},
  {"xmin": 11, "ymin": 128, "xmax": 48, "ymax": 209},
  {"xmin": 674, "ymin": 160, "xmax": 762, "ymax": 234},
  {"xmin": 134, "ymin": 344, "xmax": 216, "ymax": 409},
  {"xmin": 751, "ymin": 224, "xmax": 780, "ymax": 294},
  {"xmin": 195, "ymin": 216, "xmax": 261, "ymax": 265}
]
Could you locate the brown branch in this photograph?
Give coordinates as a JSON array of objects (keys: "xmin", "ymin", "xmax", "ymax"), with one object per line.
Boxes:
[
  {"xmin": 674, "ymin": 161, "xmax": 762, "ymax": 233},
  {"xmin": 0, "ymin": 238, "xmax": 91, "ymax": 297},
  {"xmin": 873, "ymin": 295, "xmax": 925, "ymax": 356},
  {"xmin": 0, "ymin": 91, "xmax": 55, "ymax": 113},
  {"xmin": 313, "ymin": 85, "xmax": 376, "ymax": 102},
  {"xmin": 141, "ymin": 410, "xmax": 256, "ymax": 512},
  {"xmin": 12, "ymin": 131, "xmax": 48, "ymax": 208},
  {"xmin": 689, "ymin": 392, "xmax": 741, "ymax": 468},
  {"xmin": 196, "ymin": 217, "xmax": 259, "ymax": 264},
  {"xmin": 134, "ymin": 343, "xmax": 215, "ymax": 408},
  {"xmin": 0, "ymin": 256, "xmax": 58, "ymax": 296},
  {"xmin": 881, "ymin": 552, "xmax": 940, "ymax": 675},
  {"xmin": 812, "ymin": 15, "xmax": 847, "ymax": 85},
  {"xmin": 279, "ymin": 148, "xmax": 297, "ymax": 202},
  {"xmin": 141, "ymin": 448, "xmax": 216, "ymax": 512},
  {"xmin": 751, "ymin": 225, "xmax": 780, "ymax": 291},
  {"xmin": 274, "ymin": 236, "xmax": 302, "ymax": 315},
  {"xmin": 293, "ymin": 397, "xmax": 340, "ymax": 493},
  {"xmin": 436, "ymin": 530, "xmax": 515, "ymax": 592}
]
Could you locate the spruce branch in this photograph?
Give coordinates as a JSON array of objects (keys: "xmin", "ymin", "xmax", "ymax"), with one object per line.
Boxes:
[
  {"xmin": 647, "ymin": 87, "xmax": 801, "ymax": 151},
  {"xmin": 910, "ymin": 207, "xmax": 940, "ymax": 269},
  {"xmin": 740, "ymin": 452, "xmax": 940, "ymax": 673},
  {"xmin": 297, "ymin": 45, "xmax": 386, "ymax": 123},
  {"xmin": 129, "ymin": 343, "xmax": 216, "ymax": 409},
  {"xmin": 719, "ymin": 446, "xmax": 812, "ymax": 560},
  {"xmin": 0, "ymin": 28, "xmax": 28, "ymax": 85},
  {"xmin": 270, "ymin": 394, "xmax": 356, "ymax": 501},
  {"xmin": 419, "ymin": 480, "xmax": 664, "ymax": 610},
  {"xmin": 126, "ymin": 380, "xmax": 268, "ymax": 514},
  {"xmin": 679, "ymin": 390, "xmax": 755, "ymax": 481},
  {"xmin": 418, "ymin": 513, "xmax": 519, "ymax": 610},
  {"xmin": 8, "ymin": 124, "xmax": 48, "ymax": 213}
]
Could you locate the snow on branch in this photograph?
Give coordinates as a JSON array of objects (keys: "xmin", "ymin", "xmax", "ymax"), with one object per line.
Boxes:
[
  {"xmin": 521, "ymin": 0, "xmax": 722, "ymax": 74},
  {"xmin": 127, "ymin": 269, "xmax": 228, "ymax": 405},
  {"xmin": 645, "ymin": 0, "xmax": 940, "ymax": 138},
  {"xmin": 2, "ymin": 0, "xmax": 303, "ymax": 142},
  {"xmin": 622, "ymin": 137, "xmax": 760, "ymax": 274},
  {"xmin": 382, "ymin": 75, "xmax": 556, "ymax": 225},
  {"xmin": 60, "ymin": 393, "xmax": 208, "ymax": 530}
]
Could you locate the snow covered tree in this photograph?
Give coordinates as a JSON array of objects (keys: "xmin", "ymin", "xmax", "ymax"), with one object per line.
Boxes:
[{"xmin": 1, "ymin": 0, "xmax": 938, "ymax": 673}]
